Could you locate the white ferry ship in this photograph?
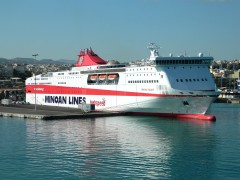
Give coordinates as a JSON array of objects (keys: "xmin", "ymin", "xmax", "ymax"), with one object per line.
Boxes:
[{"xmin": 25, "ymin": 43, "xmax": 220, "ymax": 121}]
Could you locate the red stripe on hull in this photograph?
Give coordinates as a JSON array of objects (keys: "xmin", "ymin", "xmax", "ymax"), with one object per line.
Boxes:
[
  {"xmin": 129, "ymin": 112, "xmax": 216, "ymax": 121},
  {"xmin": 26, "ymin": 85, "xmax": 160, "ymax": 96},
  {"xmin": 25, "ymin": 85, "xmax": 217, "ymax": 97}
]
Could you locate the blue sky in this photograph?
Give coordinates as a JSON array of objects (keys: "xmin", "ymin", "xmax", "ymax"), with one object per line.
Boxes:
[{"xmin": 0, "ymin": 0, "xmax": 239, "ymax": 62}]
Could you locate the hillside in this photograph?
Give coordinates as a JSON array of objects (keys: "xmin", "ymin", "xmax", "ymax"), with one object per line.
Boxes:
[{"xmin": 0, "ymin": 57, "xmax": 75, "ymax": 64}]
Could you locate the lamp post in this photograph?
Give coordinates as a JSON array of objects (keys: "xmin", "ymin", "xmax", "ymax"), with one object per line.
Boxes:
[{"xmin": 32, "ymin": 54, "xmax": 38, "ymax": 111}]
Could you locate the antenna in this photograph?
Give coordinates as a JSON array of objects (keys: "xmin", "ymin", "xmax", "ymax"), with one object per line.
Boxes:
[{"xmin": 147, "ymin": 43, "xmax": 160, "ymax": 51}]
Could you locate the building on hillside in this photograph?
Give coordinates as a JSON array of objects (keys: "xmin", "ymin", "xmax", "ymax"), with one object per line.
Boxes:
[{"xmin": 0, "ymin": 65, "xmax": 13, "ymax": 77}]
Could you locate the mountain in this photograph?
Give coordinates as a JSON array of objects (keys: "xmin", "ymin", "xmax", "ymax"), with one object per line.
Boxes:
[
  {"xmin": 0, "ymin": 58, "xmax": 9, "ymax": 64},
  {"xmin": 0, "ymin": 57, "xmax": 75, "ymax": 64}
]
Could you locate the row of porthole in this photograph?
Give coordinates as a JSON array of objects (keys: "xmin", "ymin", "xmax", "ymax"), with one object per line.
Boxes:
[
  {"xmin": 176, "ymin": 78, "xmax": 208, "ymax": 82},
  {"xmin": 127, "ymin": 74, "xmax": 164, "ymax": 78},
  {"xmin": 128, "ymin": 80, "xmax": 159, "ymax": 84},
  {"xmin": 56, "ymin": 77, "xmax": 81, "ymax": 79},
  {"xmin": 127, "ymin": 66, "xmax": 206, "ymax": 71},
  {"xmin": 127, "ymin": 74, "xmax": 157, "ymax": 76},
  {"xmin": 128, "ymin": 68, "xmax": 153, "ymax": 71},
  {"xmin": 68, "ymin": 72, "xmax": 79, "ymax": 75}
]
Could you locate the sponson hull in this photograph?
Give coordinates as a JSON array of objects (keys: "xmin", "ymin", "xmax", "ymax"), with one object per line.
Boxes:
[{"xmin": 25, "ymin": 44, "xmax": 220, "ymax": 120}]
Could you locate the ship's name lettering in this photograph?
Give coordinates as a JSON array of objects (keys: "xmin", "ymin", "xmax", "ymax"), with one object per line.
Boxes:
[
  {"xmin": 141, "ymin": 88, "xmax": 154, "ymax": 91},
  {"xmin": 34, "ymin": 88, "xmax": 44, "ymax": 91},
  {"xmin": 90, "ymin": 100, "xmax": 106, "ymax": 106},
  {"xmin": 45, "ymin": 96, "xmax": 86, "ymax": 105}
]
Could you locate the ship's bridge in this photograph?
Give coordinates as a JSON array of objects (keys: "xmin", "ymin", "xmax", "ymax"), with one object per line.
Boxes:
[
  {"xmin": 154, "ymin": 56, "xmax": 213, "ymax": 66},
  {"xmin": 156, "ymin": 59, "xmax": 216, "ymax": 91}
]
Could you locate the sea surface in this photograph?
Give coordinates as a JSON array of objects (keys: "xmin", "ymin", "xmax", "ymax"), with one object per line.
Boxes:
[{"xmin": 0, "ymin": 103, "xmax": 240, "ymax": 179}]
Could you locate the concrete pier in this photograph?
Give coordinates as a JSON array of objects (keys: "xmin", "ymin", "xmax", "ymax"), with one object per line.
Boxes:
[{"xmin": 0, "ymin": 104, "xmax": 127, "ymax": 120}]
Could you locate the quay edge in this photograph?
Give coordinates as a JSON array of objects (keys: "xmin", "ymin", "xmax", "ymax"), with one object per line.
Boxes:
[
  {"xmin": 0, "ymin": 105, "xmax": 127, "ymax": 120},
  {"xmin": 0, "ymin": 105, "xmax": 216, "ymax": 121}
]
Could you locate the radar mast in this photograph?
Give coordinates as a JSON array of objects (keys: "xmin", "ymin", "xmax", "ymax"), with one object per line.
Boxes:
[{"xmin": 148, "ymin": 43, "xmax": 160, "ymax": 60}]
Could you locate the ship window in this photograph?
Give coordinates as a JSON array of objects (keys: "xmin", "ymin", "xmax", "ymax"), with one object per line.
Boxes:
[
  {"xmin": 205, "ymin": 78, "xmax": 208, "ymax": 81},
  {"xmin": 180, "ymin": 79, "xmax": 183, "ymax": 82},
  {"xmin": 185, "ymin": 79, "xmax": 188, "ymax": 82},
  {"xmin": 193, "ymin": 79, "xmax": 196, "ymax": 81},
  {"xmin": 189, "ymin": 79, "xmax": 192, "ymax": 82},
  {"xmin": 176, "ymin": 79, "xmax": 179, "ymax": 82}
]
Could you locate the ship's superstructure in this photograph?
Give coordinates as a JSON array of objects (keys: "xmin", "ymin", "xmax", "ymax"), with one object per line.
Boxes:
[{"xmin": 25, "ymin": 44, "xmax": 220, "ymax": 120}]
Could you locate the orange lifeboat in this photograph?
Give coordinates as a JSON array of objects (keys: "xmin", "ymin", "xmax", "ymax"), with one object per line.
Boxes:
[
  {"xmin": 90, "ymin": 75, "xmax": 97, "ymax": 81},
  {"xmin": 99, "ymin": 75, "xmax": 106, "ymax": 80},
  {"xmin": 108, "ymin": 74, "xmax": 117, "ymax": 80}
]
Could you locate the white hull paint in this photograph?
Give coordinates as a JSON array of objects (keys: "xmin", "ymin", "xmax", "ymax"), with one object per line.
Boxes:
[
  {"xmin": 26, "ymin": 91, "xmax": 217, "ymax": 115},
  {"xmin": 26, "ymin": 44, "xmax": 221, "ymax": 120}
]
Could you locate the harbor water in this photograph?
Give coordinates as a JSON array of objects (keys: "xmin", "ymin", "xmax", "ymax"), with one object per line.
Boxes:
[{"xmin": 0, "ymin": 103, "xmax": 240, "ymax": 179}]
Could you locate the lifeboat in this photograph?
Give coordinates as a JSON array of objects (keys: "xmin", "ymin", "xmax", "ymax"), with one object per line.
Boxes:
[
  {"xmin": 108, "ymin": 74, "xmax": 117, "ymax": 80},
  {"xmin": 99, "ymin": 75, "xmax": 106, "ymax": 80},
  {"xmin": 90, "ymin": 75, "xmax": 97, "ymax": 81}
]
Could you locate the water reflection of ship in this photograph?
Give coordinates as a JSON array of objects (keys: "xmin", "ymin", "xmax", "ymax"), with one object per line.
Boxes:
[
  {"xmin": 25, "ymin": 116, "xmax": 216, "ymax": 178},
  {"xmin": 81, "ymin": 116, "xmax": 216, "ymax": 178}
]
